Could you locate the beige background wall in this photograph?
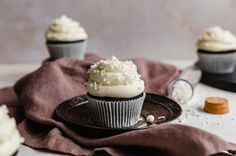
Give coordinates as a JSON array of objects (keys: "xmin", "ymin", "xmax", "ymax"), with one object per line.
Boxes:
[{"xmin": 0, "ymin": 0, "xmax": 236, "ymax": 63}]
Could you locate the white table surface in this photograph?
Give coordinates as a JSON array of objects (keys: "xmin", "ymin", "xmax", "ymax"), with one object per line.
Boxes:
[{"xmin": 1, "ymin": 60, "xmax": 236, "ymax": 156}]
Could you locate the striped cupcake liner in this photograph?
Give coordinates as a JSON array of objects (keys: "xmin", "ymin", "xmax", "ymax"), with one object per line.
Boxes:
[
  {"xmin": 46, "ymin": 40, "xmax": 87, "ymax": 60},
  {"xmin": 87, "ymin": 93, "xmax": 146, "ymax": 128},
  {"xmin": 198, "ymin": 52, "xmax": 236, "ymax": 74}
]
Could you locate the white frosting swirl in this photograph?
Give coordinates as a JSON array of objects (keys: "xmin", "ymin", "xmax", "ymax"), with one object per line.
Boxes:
[
  {"xmin": 0, "ymin": 105, "xmax": 24, "ymax": 156},
  {"xmin": 197, "ymin": 26, "xmax": 236, "ymax": 52},
  {"xmin": 86, "ymin": 56, "xmax": 145, "ymax": 98},
  {"xmin": 46, "ymin": 15, "xmax": 88, "ymax": 42}
]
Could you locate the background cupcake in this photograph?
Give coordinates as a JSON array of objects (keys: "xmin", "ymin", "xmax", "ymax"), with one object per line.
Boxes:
[
  {"xmin": 0, "ymin": 105, "xmax": 24, "ymax": 156},
  {"xmin": 86, "ymin": 56, "xmax": 145, "ymax": 128},
  {"xmin": 45, "ymin": 15, "xmax": 88, "ymax": 60},
  {"xmin": 197, "ymin": 26, "xmax": 236, "ymax": 74}
]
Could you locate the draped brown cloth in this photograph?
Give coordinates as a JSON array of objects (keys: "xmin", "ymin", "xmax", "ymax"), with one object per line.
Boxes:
[{"xmin": 0, "ymin": 53, "xmax": 236, "ymax": 156}]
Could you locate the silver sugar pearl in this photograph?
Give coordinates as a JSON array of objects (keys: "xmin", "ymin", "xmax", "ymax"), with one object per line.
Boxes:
[{"xmin": 146, "ymin": 115, "xmax": 155, "ymax": 123}]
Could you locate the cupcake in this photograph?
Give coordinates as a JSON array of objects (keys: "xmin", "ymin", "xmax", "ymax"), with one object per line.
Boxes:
[
  {"xmin": 86, "ymin": 56, "xmax": 145, "ymax": 128},
  {"xmin": 0, "ymin": 105, "xmax": 24, "ymax": 156},
  {"xmin": 45, "ymin": 15, "xmax": 88, "ymax": 60},
  {"xmin": 197, "ymin": 26, "xmax": 236, "ymax": 74}
]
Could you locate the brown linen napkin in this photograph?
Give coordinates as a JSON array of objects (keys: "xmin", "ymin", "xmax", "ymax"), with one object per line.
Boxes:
[{"xmin": 0, "ymin": 53, "xmax": 236, "ymax": 156}]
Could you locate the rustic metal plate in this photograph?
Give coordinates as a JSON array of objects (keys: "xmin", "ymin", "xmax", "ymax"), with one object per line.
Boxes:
[{"xmin": 56, "ymin": 93, "xmax": 182, "ymax": 132}]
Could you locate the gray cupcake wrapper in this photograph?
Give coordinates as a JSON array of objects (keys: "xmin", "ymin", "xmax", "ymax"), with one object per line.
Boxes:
[
  {"xmin": 87, "ymin": 93, "xmax": 146, "ymax": 128},
  {"xmin": 198, "ymin": 52, "xmax": 236, "ymax": 74},
  {"xmin": 46, "ymin": 40, "xmax": 87, "ymax": 60}
]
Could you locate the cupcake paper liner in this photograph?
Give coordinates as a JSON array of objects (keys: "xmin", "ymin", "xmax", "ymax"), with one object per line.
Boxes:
[
  {"xmin": 87, "ymin": 93, "xmax": 146, "ymax": 128},
  {"xmin": 46, "ymin": 40, "xmax": 87, "ymax": 60},
  {"xmin": 198, "ymin": 52, "xmax": 236, "ymax": 74}
]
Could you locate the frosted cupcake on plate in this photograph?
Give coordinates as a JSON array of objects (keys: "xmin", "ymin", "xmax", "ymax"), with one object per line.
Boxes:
[
  {"xmin": 0, "ymin": 105, "xmax": 24, "ymax": 156},
  {"xmin": 45, "ymin": 15, "xmax": 88, "ymax": 60},
  {"xmin": 197, "ymin": 26, "xmax": 236, "ymax": 74},
  {"xmin": 86, "ymin": 56, "xmax": 145, "ymax": 128}
]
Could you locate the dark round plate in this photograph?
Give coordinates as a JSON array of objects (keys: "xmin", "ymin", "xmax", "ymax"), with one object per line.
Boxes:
[
  {"xmin": 195, "ymin": 62, "xmax": 236, "ymax": 92},
  {"xmin": 56, "ymin": 93, "xmax": 182, "ymax": 132}
]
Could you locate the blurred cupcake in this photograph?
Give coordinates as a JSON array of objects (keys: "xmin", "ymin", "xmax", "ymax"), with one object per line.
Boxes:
[
  {"xmin": 197, "ymin": 26, "xmax": 236, "ymax": 74},
  {"xmin": 45, "ymin": 15, "xmax": 88, "ymax": 60},
  {"xmin": 86, "ymin": 56, "xmax": 145, "ymax": 128},
  {"xmin": 0, "ymin": 105, "xmax": 24, "ymax": 156}
]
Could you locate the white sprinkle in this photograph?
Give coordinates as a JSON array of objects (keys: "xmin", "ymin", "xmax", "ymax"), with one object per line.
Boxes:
[
  {"xmin": 157, "ymin": 116, "xmax": 166, "ymax": 120},
  {"xmin": 98, "ymin": 83, "xmax": 102, "ymax": 89},
  {"xmin": 94, "ymin": 82, "xmax": 97, "ymax": 90},
  {"xmin": 178, "ymin": 119, "xmax": 184, "ymax": 123},
  {"xmin": 146, "ymin": 115, "xmax": 155, "ymax": 123},
  {"xmin": 202, "ymin": 122, "xmax": 208, "ymax": 126},
  {"xmin": 107, "ymin": 81, "xmax": 110, "ymax": 84},
  {"xmin": 103, "ymin": 79, "xmax": 106, "ymax": 82}
]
